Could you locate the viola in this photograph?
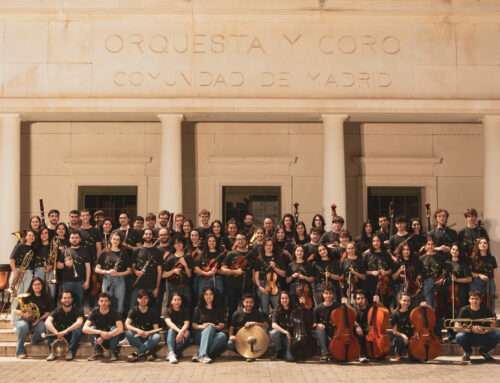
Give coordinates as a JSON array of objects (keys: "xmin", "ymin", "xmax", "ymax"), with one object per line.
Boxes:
[
  {"xmin": 201, "ymin": 258, "xmax": 219, "ymax": 280},
  {"xmin": 290, "ymin": 301, "xmax": 316, "ymax": 361},
  {"xmin": 296, "ymin": 282, "xmax": 313, "ymax": 309},
  {"xmin": 191, "ymin": 247, "xmax": 201, "ymax": 263},
  {"xmin": 365, "ymin": 301, "xmax": 391, "ymax": 359},
  {"xmin": 377, "ymin": 260, "xmax": 392, "ymax": 297},
  {"xmin": 91, "ymin": 273, "xmax": 103, "ymax": 297},
  {"xmin": 265, "ymin": 271, "xmax": 279, "ymax": 296},
  {"xmin": 433, "ymin": 272, "xmax": 447, "ymax": 318},
  {"xmin": 167, "ymin": 258, "xmax": 185, "ymax": 281},
  {"xmin": 229, "ymin": 255, "xmax": 249, "ymax": 278},
  {"xmin": 328, "ymin": 302, "xmax": 360, "ymax": 362},
  {"xmin": 409, "ymin": 306, "xmax": 441, "ymax": 362}
]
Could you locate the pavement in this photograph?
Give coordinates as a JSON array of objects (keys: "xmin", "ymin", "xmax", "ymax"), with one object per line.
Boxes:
[{"xmin": 0, "ymin": 356, "xmax": 498, "ymax": 383}]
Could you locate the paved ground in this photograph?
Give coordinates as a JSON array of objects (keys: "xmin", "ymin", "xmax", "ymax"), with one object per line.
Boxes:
[{"xmin": 0, "ymin": 356, "xmax": 498, "ymax": 383}]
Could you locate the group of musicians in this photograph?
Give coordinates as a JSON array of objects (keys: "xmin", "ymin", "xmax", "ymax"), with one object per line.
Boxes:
[{"xmin": 7, "ymin": 206, "xmax": 500, "ymax": 363}]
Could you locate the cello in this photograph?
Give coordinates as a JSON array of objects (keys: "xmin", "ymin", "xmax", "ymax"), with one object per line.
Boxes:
[
  {"xmin": 408, "ymin": 305, "xmax": 441, "ymax": 362},
  {"xmin": 328, "ymin": 297, "xmax": 360, "ymax": 362},
  {"xmin": 365, "ymin": 295, "xmax": 391, "ymax": 359},
  {"xmin": 290, "ymin": 287, "xmax": 317, "ymax": 361}
]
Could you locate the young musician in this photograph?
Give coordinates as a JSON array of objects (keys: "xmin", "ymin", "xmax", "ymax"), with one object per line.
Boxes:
[
  {"xmin": 209, "ymin": 220, "xmax": 225, "ymax": 251},
  {"xmin": 221, "ymin": 233, "xmax": 255, "ymax": 322},
  {"xmin": 470, "ymin": 238, "xmax": 498, "ymax": 312},
  {"xmin": 353, "ymin": 290, "xmax": 372, "ymax": 363},
  {"xmin": 281, "ymin": 213, "xmax": 295, "ymax": 242},
  {"xmin": 418, "ymin": 236, "xmax": 446, "ymax": 309},
  {"xmin": 458, "ymin": 208, "xmax": 489, "ymax": 256},
  {"xmin": 194, "ymin": 234, "xmax": 225, "ymax": 302},
  {"xmin": 133, "ymin": 216, "xmax": 145, "ymax": 235},
  {"xmin": 164, "ymin": 292, "xmax": 190, "ymax": 363},
  {"xmin": 157, "ymin": 210, "xmax": 171, "ymax": 236},
  {"xmin": 195, "ymin": 209, "xmax": 211, "ymax": 240},
  {"xmin": 254, "ymin": 238, "xmax": 286, "ymax": 316},
  {"xmin": 14, "ymin": 278, "xmax": 51, "ymax": 358},
  {"xmin": 45, "ymin": 290, "xmax": 84, "ymax": 361},
  {"xmin": 340, "ymin": 242, "xmax": 367, "ymax": 300},
  {"xmin": 313, "ymin": 283, "xmax": 341, "ymax": 363},
  {"xmin": 375, "ymin": 215, "xmax": 390, "ymax": 244},
  {"xmin": 192, "ymin": 286, "xmax": 227, "ymax": 364},
  {"xmin": 83, "ymin": 292, "xmax": 123, "ymax": 362},
  {"xmin": 286, "ymin": 245, "xmax": 314, "ymax": 303},
  {"xmin": 454, "ymin": 290, "xmax": 500, "ymax": 361},
  {"xmin": 304, "ymin": 227, "xmax": 322, "ymax": 263},
  {"xmin": 355, "ymin": 220, "xmax": 374, "ymax": 254},
  {"xmin": 9, "ymin": 229, "xmax": 36, "ymax": 299},
  {"xmin": 445, "ymin": 244, "xmax": 472, "ymax": 314},
  {"xmin": 227, "ymin": 293, "xmax": 268, "ymax": 360},
  {"xmin": 320, "ymin": 215, "xmax": 344, "ymax": 248},
  {"xmin": 68, "ymin": 210, "xmax": 80, "ymax": 231},
  {"xmin": 329, "ymin": 230, "xmax": 352, "ymax": 262},
  {"xmin": 391, "ymin": 292, "xmax": 413, "ymax": 361},
  {"xmin": 95, "ymin": 231, "xmax": 132, "ymax": 315},
  {"xmin": 47, "ymin": 209, "xmax": 60, "ymax": 239},
  {"xmin": 99, "ymin": 218, "xmax": 114, "ymax": 249},
  {"xmin": 363, "ymin": 234, "xmax": 393, "ymax": 306},
  {"xmin": 173, "ymin": 213, "xmax": 185, "ymax": 239},
  {"xmin": 118, "ymin": 211, "xmax": 143, "ymax": 254},
  {"xmin": 187, "ymin": 228, "xmax": 203, "ymax": 301},
  {"xmin": 33, "ymin": 227, "xmax": 56, "ymax": 300},
  {"xmin": 125, "ymin": 290, "xmax": 161, "ymax": 362},
  {"xmin": 78, "ymin": 209, "xmax": 102, "ymax": 266},
  {"xmin": 389, "ymin": 216, "xmax": 410, "ymax": 255},
  {"xmin": 273, "ymin": 225, "xmax": 294, "ymax": 265},
  {"xmin": 270, "ymin": 291, "xmax": 296, "ymax": 362},
  {"xmin": 145, "ymin": 212, "xmax": 157, "ymax": 237},
  {"xmin": 263, "ymin": 216, "xmax": 275, "ymax": 238},
  {"xmin": 428, "ymin": 208, "xmax": 458, "ymax": 255},
  {"xmin": 155, "ymin": 227, "xmax": 173, "ymax": 315},
  {"xmin": 392, "ymin": 242, "xmax": 421, "ymax": 300},
  {"xmin": 93, "ymin": 210, "xmax": 105, "ymax": 231},
  {"xmin": 130, "ymin": 228, "xmax": 163, "ymax": 310},
  {"xmin": 312, "ymin": 243, "xmax": 341, "ymax": 305},
  {"xmin": 408, "ymin": 218, "xmax": 427, "ymax": 256},
  {"xmin": 293, "ymin": 221, "xmax": 310, "ymax": 246},
  {"xmin": 56, "ymin": 230, "xmax": 91, "ymax": 308},
  {"xmin": 311, "ymin": 214, "xmax": 326, "ymax": 236},
  {"xmin": 163, "ymin": 237, "xmax": 194, "ymax": 310}
]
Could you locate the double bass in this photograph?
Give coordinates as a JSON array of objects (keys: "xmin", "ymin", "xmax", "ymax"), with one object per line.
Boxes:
[
  {"xmin": 290, "ymin": 288, "xmax": 317, "ymax": 361},
  {"xmin": 328, "ymin": 298, "xmax": 360, "ymax": 362},
  {"xmin": 365, "ymin": 296, "xmax": 391, "ymax": 359},
  {"xmin": 408, "ymin": 305, "xmax": 441, "ymax": 362}
]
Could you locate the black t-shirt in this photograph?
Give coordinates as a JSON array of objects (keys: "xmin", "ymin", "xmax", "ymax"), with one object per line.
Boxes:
[
  {"xmin": 364, "ymin": 250, "xmax": 394, "ymax": 272},
  {"xmin": 471, "ymin": 255, "xmax": 498, "ymax": 279},
  {"xmin": 96, "ymin": 249, "xmax": 131, "ymax": 272},
  {"xmin": 340, "ymin": 256, "xmax": 366, "ymax": 279},
  {"xmin": 418, "ymin": 253, "xmax": 444, "ymax": 279},
  {"xmin": 391, "ymin": 309, "xmax": 413, "ymax": 337},
  {"xmin": 88, "ymin": 307, "xmax": 122, "ymax": 331},
  {"xmin": 444, "ymin": 260, "xmax": 471, "ymax": 283},
  {"xmin": 230, "ymin": 309, "xmax": 267, "ymax": 333},
  {"xmin": 25, "ymin": 294, "xmax": 52, "ymax": 317},
  {"xmin": 313, "ymin": 302, "xmax": 341, "ymax": 337},
  {"xmin": 223, "ymin": 236, "xmax": 236, "ymax": 252},
  {"xmin": 271, "ymin": 308, "xmax": 294, "ymax": 333},
  {"xmin": 127, "ymin": 306, "xmax": 159, "ymax": 331},
  {"xmin": 407, "ymin": 233, "xmax": 427, "ymax": 255},
  {"xmin": 303, "ymin": 242, "xmax": 320, "ymax": 262},
  {"xmin": 192, "ymin": 306, "xmax": 225, "ymax": 325},
  {"xmin": 222, "ymin": 250, "xmax": 254, "ymax": 290},
  {"xmin": 330, "ymin": 245, "xmax": 346, "ymax": 262},
  {"xmin": 194, "ymin": 226, "xmax": 211, "ymax": 240},
  {"xmin": 313, "ymin": 258, "xmax": 341, "ymax": 284},
  {"xmin": 458, "ymin": 226, "xmax": 489, "ymax": 254},
  {"xmin": 49, "ymin": 306, "xmax": 84, "ymax": 332},
  {"xmin": 165, "ymin": 307, "xmax": 190, "ymax": 329},
  {"xmin": 195, "ymin": 251, "xmax": 225, "ymax": 271},
  {"xmin": 428, "ymin": 226, "xmax": 458, "ymax": 249},
  {"xmin": 320, "ymin": 231, "xmax": 340, "ymax": 246},
  {"xmin": 132, "ymin": 246, "xmax": 163, "ymax": 289},
  {"xmin": 355, "ymin": 305, "xmax": 370, "ymax": 332},
  {"xmin": 79, "ymin": 226, "xmax": 102, "ymax": 262},
  {"xmin": 457, "ymin": 304, "xmax": 495, "ymax": 325},
  {"xmin": 254, "ymin": 255, "xmax": 285, "ymax": 280},
  {"xmin": 389, "ymin": 233, "xmax": 410, "ymax": 253},
  {"xmin": 34, "ymin": 243, "xmax": 50, "ymax": 268},
  {"xmin": 393, "ymin": 259, "xmax": 421, "ymax": 287},
  {"xmin": 375, "ymin": 230, "xmax": 390, "ymax": 244},
  {"xmin": 164, "ymin": 254, "xmax": 195, "ymax": 287},
  {"xmin": 286, "ymin": 261, "xmax": 313, "ymax": 283},
  {"xmin": 10, "ymin": 243, "xmax": 35, "ymax": 269},
  {"xmin": 58, "ymin": 247, "xmax": 91, "ymax": 282}
]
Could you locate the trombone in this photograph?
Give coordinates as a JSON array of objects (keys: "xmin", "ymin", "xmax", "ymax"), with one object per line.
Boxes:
[
  {"xmin": 47, "ymin": 237, "xmax": 59, "ymax": 287},
  {"xmin": 443, "ymin": 317, "xmax": 500, "ymax": 331}
]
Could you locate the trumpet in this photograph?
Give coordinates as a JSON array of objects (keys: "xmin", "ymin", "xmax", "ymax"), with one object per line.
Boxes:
[
  {"xmin": 7, "ymin": 250, "xmax": 34, "ymax": 297},
  {"xmin": 64, "ymin": 248, "xmax": 79, "ymax": 279},
  {"xmin": 443, "ymin": 317, "xmax": 499, "ymax": 330}
]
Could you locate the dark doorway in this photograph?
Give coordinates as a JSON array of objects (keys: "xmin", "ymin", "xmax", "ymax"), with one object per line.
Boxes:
[
  {"xmin": 78, "ymin": 186, "xmax": 138, "ymax": 224},
  {"xmin": 367, "ymin": 186, "xmax": 422, "ymax": 226}
]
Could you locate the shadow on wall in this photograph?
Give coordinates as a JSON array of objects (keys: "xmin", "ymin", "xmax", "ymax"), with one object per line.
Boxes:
[{"xmin": 20, "ymin": 121, "xmax": 32, "ymax": 227}]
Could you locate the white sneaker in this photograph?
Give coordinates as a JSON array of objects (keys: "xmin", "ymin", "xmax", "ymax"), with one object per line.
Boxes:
[
  {"xmin": 200, "ymin": 355, "xmax": 212, "ymax": 364},
  {"xmin": 192, "ymin": 351, "xmax": 199, "ymax": 362},
  {"xmin": 118, "ymin": 338, "xmax": 129, "ymax": 345},
  {"xmin": 167, "ymin": 351, "xmax": 178, "ymax": 364}
]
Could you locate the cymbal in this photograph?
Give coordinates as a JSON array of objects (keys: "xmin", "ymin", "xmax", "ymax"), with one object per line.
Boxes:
[{"xmin": 235, "ymin": 326, "xmax": 269, "ymax": 359}]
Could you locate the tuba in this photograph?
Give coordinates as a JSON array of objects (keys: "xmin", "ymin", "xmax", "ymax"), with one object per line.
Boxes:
[
  {"xmin": 7, "ymin": 250, "xmax": 34, "ymax": 297},
  {"xmin": 17, "ymin": 293, "xmax": 40, "ymax": 323}
]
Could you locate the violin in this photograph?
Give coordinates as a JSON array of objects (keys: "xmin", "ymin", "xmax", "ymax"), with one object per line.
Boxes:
[
  {"xmin": 191, "ymin": 247, "xmax": 202, "ymax": 263},
  {"xmin": 346, "ymin": 269, "xmax": 358, "ymax": 305},
  {"xmin": 229, "ymin": 254, "xmax": 249, "ymax": 278},
  {"xmin": 167, "ymin": 257, "xmax": 185, "ymax": 281},
  {"xmin": 448, "ymin": 272, "xmax": 460, "ymax": 317},
  {"xmin": 376, "ymin": 260, "xmax": 392, "ymax": 298},
  {"xmin": 433, "ymin": 271, "xmax": 447, "ymax": 318},
  {"xmin": 328, "ymin": 300, "xmax": 360, "ymax": 362},
  {"xmin": 408, "ymin": 306, "xmax": 441, "ymax": 362},
  {"xmin": 265, "ymin": 271, "xmax": 279, "ymax": 296},
  {"xmin": 201, "ymin": 258, "xmax": 219, "ymax": 280},
  {"xmin": 296, "ymin": 282, "xmax": 313, "ymax": 309},
  {"xmin": 365, "ymin": 297, "xmax": 391, "ymax": 359},
  {"xmin": 290, "ymin": 297, "xmax": 316, "ymax": 361},
  {"xmin": 91, "ymin": 273, "xmax": 103, "ymax": 297}
]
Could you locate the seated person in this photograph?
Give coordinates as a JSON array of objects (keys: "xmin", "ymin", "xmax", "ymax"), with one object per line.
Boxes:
[
  {"xmin": 270, "ymin": 291, "xmax": 295, "ymax": 362},
  {"xmin": 45, "ymin": 290, "xmax": 84, "ymax": 361},
  {"xmin": 313, "ymin": 283, "xmax": 341, "ymax": 363},
  {"xmin": 83, "ymin": 292, "xmax": 123, "ymax": 362},
  {"xmin": 164, "ymin": 292, "xmax": 190, "ymax": 363},
  {"xmin": 454, "ymin": 289, "xmax": 500, "ymax": 362},
  {"xmin": 125, "ymin": 289, "xmax": 162, "ymax": 362},
  {"xmin": 227, "ymin": 293, "xmax": 268, "ymax": 361}
]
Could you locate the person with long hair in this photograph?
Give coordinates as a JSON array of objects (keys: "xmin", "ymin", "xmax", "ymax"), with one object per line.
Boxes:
[
  {"xmin": 355, "ymin": 220, "xmax": 374, "ymax": 254},
  {"xmin": 392, "ymin": 242, "xmax": 421, "ymax": 300},
  {"xmin": 95, "ymin": 231, "xmax": 132, "ymax": 315},
  {"xmin": 270, "ymin": 290, "xmax": 296, "ymax": 362},
  {"xmin": 340, "ymin": 242, "xmax": 366, "ymax": 300},
  {"xmin": 286, "ymin": 245, "xmax": 314, "ymax": 303},
  {"xmin": 445, "ymin": 243, "xmax": 472, "ymax": 314},
  {"xmin": 330, "ymin": 230, "xmax": 352, "ymax": 261},
  {"xmin": 280, "ymin": 213, "xmax": 296, "ymax": 242},
  {"xmin": 181, "ymin": 219, "xmax": 194, "ymax": 245},
  {"xmin": 311, "ymin": 214, "xmax": 326, "ymax": 236},
  {"xmin": 14, "ymin": 277, "xmax": 51, "ymax": 358},
  {"xmin": 254, "ymin": 238, "xmax": 286, "ymax": 316},
  {"xmin": 209, "ymin": 219, "xmax": 224, "ymax": 251},
  {"xmin": 273, "ymin": 225, "xmax": 294, "ymax": 265},
  {"xmin": 163, "ymin": 237, "xmax": 194, "ymax": 310},
  {"xmin": 418, "ymin": 237, "xmax": 445, "ymax": 308},
  {"xmin": 250, "ymin": 226, "xmax": 265, "ymax": 253},
  {"xmin": 187, "ymin": 228, "xmax": 203, "ymax": 302},
  {"xmin": 192, "ymin": 286, "xmax": 227, "ymax": 364},
  {"xmin": 194, "ymin": 234, "xmax": 225, "ymax": 302},
  {"xmin": 164, "ymin": 292, "xmax": 191, "ymax": 363},
  {"xmin": 99, "ymin": 218, "xmax": 115, "ymax": 249},
  {"xmin": 470, "ymin": 237, "xmax": 498, "ymax": 311},
  {"xmin": 391, "ymin": 292, "xmax": 413, "ymax": 361},
  {"xmin": 54, "ymin": 222, "xmax": 70, "ymax": 248},
  {"xmin": 363, "ymin": 234, "xmax": 394, "ymax": 306},
  {"xmin": 223, "ymin": 219, "xmax": 238, "ymax": 250},
  {"xmin": 408, "ymin": 218, "xmax": 427, "ymax": 257},
  {"xmin": 28, "ymin": 216, "xmax": 43, "ymax": 235},
  {"xmin": 312, "ymin": 243, "xmax": 342, "ymax": 305},
  {"xmin": 293, "ymin": 221, "xmax": 310, "ymax": 246},
  {"xmin": 33, "ymin": 227, "xmax": 56, "ymax": 300}
]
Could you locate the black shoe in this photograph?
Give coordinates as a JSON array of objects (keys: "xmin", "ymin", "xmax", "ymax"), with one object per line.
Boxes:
[
  {"xmin": 479, "ymin": 349, "xmax": 494, "ymax": 361},
  {"xmin": 128, "ymin": 351, "xmax": 139, "ymax": 362},
  {"xmin": 276, "ymin": 350, "xmax": 284, "ymax": 360},
  {"xmin": 462, "ymin": 352, "xmax": 471, "ymax": 362}
]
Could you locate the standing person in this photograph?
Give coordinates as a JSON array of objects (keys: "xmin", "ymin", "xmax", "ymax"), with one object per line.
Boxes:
[
  {"xmin": 313, "ymin": 283, "xmax": 341, "ymax": 363},
  {"xmin": 263, "ymin": 216, "xmax": 275, "ymax": 238},
  {"xmin": 392, "ymin": 242, "xmax": 422, "ymax": 301},
  {"xmin": 470, "ymin": 238, "xmax": 498, "ymax": 312},
  {"xmin": 320, "ymin": 215, "xmax": 344, "ymax": 248},
  {"xmin": 95, "ymin": 231, "xmax": 132, "ymax": 316},
  {"xmin": 194, "ymin": 234, "xmax": 225, "ymax": 302},
  {"xmin": 33, "ymin": 227, "xmax": 56, "ymax": 300},
  {"xmin": 99, "ymin": 218, "xmax": 114, "ymax": 249},
  {"xmin": 363, "ymin": 234, "xmax": 394, "ymax": 306},
  {"xmin": 130, "ymin": 228, "xmax": 163, "ymax": 310},
  {"xmin": 273, "ymin": 225, "xmax": 294, "ymax": 265},
  {"xmin": 181, "ymin": 220, "xmax": 194, "ymax": 244},
  {"xmin": 14, "ymin": 278, "xmax": 51, "ymax": 359},
  {"xmin": 304, "ymin": 227, "xmax": 322, "ymax": 263},
  {"xmin": 83, "ymin": 292, "xmax": 123, "ymax": 362},
  {"xmin": 173, "ymin": 213, "xmax": 185, "ymax": 240},
  {"xmin": 155, "ymin": 227, "xmax": 173, "ymax": 316},
  {"xmin": 56, "ymin": 230, "xmax": 91, "ymax": 309},
  {"xmin": 389, "ymin": 216, "xmax": 410, "ymax": 256},
  {"xmin": 221, "ymin": 233, "xmax": 255, "ymax": 322},
  {"xmin": 45, "ymin": 290, "xmax": 84, "ymax": 361},
  {"xmin": 375, "ymin": 215, "xmax": 390, "ymax": 245},
  {"xmin": 157, "ymin": 210, "xmax": 171, "ymax": 235},
  {"xmin": 54, "ymin": 222, "xmax": 70, "ymax": 248},
  {"xmin": 79, "ymin": 209, "xmax": 102, "ymax": 264},
  {"xmin": 47, "ymin": 209, "xmax": 60, "ymax": 239},
  {"xmin": 209, "ymin": 219, "xmax": 225, "ymax": 251},
  {"xmin": 281, "ymin": 213, "xmax": 296, "ymax": 242},
  {"xmin": 254, "ymin": 238, "xmax": 286, "ymax": 317},
  {"xmin": 145, "ymin": 213, "xmax": 157, "ymax": 238},
  {"xmin": 192, "ymin": 286, "xmax": 227, "ymax": 364},
  {"xmin": 330, "ymin": 230, "xmax": 352, "ymax": 262},
  {"xmin": 445, "ymin": 244, "xmax": 472, "ymax": 315},
  {"xmin": 286, "ymin": 245, "xmax": 314, "ymax": 303},
  {"xmin": 313, "ymin": 243, "xmax": 342, "ymax": 305},
  {"xmin": 458, "ymin": 208, "xmax": 489, "ymax": 257},
  {"xmin": 340, "ymin": 242, "xmax": 367, "ymax": 300},
  {"xmin": 187, "ymin": 229, "xmax": 203, "ymax": 302},
  {"xmin": 250, "ymin": 226, "xmax": 265, "ymax": 253},
  {"xmin": 125, "ymin": 290, "xmax": 161, "ymax": 362},
  {"xmin": 355, "ymin": 220, "xmax": 374, "ymax": 254},
  {"xmin": 453, "ymin": 289, "xmax": 500, "ymax": 362},
  {"xmin": 428, "ymin": 208, "xmax": 458, "ymax": 256},
  {"xmin": 391, "ymin": 292, "xmax": 413, "ymax": 361},
  {"xmin": 418, "ymin": 237, "xmax": 445, "ymax": 309},
  {"xmin": 163, "ymin": 237, "xmax": 194, "ymax": 310},
  {"xmin": 223, "ymin": 219, "xmax": 238, "ymax": 251},
  {"xmin": 227, "ymin": 294, "xmax": 268, "ymax": 361},
  {"xmin": 10, "ymin": 229, "xmax": 36, "ymax": 303},
  {"xmin": 270, "ymin": 290, "xmax": 296, "ymax": 362},
  {"xmin": 242, "ymin": 213, "xmax": 257, "ymax": 242},
  {"xmin": 311, "ymin": 214, "xmax": 326, "ymax": 237},
  {"xmin": 196, "ymin": 209, "xmax": 211, "ymax": 240},
  {"xmin": 133, "ymin": 216, "xmax": 145, "ymax": 235},
  {"xmin": 408, "ymin": 218, "xmax": 427, "ymax": 256},
  {"xmin": 93, "ymin": 210, "xmax": 105, "ymax": 231},
  {"xmin": 293, "ymin": 221, "xmax": 310, "ymax": 246},
  {"xmin": 164, "ymin": 293, "xmax": 190, "ymax": 363},
  {"xmin": 68, "ymin": 210, "xmax": 80, "ymax": 231}
]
